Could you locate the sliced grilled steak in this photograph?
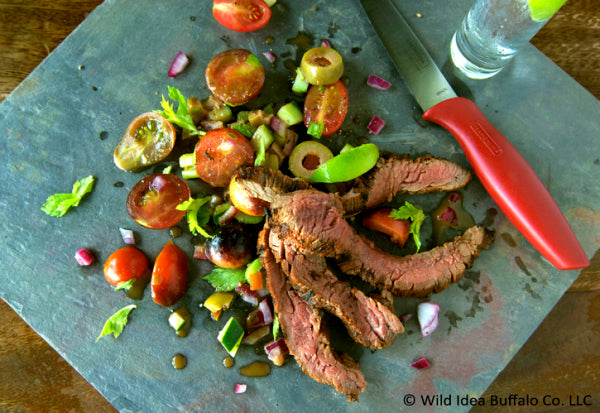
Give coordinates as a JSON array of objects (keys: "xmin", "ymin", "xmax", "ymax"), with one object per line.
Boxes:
[
  {"xmin": 259, "ymin": 227, "xmax": 367, "ymax": 402},
  {"xmin": 268, "ymin": 225, "xmax": 404, "ymax": 349},
  {"xmin": 269, "ymin": 190, "xmax": 492, "ymax": 297},
  {"xmin": 233, "ymin": 166, "xmax": 311, "ymax": 207},
  {"xmin": 345, "ymin": 153, "xmax": 472, "ymax": 212}
]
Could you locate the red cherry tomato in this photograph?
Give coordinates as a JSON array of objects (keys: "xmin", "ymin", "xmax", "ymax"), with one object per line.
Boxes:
[
  {"xmin": 205, "ymin": 48, "xmax": 265, "ymax": 106},
  {"xmin": 126, "ymin": 174, "xmax": 191, "ymax": 230},
  {"xmin": 195, "ymin": 128, "xmax": 255, "ymax": 187},
  {"xmin": 103, "ymin": 246, "xmax": 150, "ymax": 286},
  {"xmin": 212, "ymin": 0, "xmax": 271, "ymax": 32},
  {"xmin": 303, "ymin": 80, "xmax": 349, "ymax": 136},
  {"xmin": 151, "ymin": 240, "xmax": 189, "ymax": 307}
]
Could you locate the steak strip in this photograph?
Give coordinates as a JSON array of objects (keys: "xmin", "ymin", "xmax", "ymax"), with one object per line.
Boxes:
[
  {"xmin": 270, "ymin": 190, "xmax": 492, "ymax": 297},
  {"xmin": 258, "ymin": 227, "xmax": 367, "ymax": 402},
  {"xmin": 268, "ymin": 225, "xmax": 404, "ymax": 349}
]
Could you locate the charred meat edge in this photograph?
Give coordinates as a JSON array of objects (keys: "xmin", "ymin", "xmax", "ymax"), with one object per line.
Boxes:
[
  {"xmin": 268, "ymin": 225, "xmax": 404, "ymax": 349},
  {"xmin": 270, "ymin": 190, "xmax": 493, "ymax": 297},
  {"xmin": 259, "ymin": 227, "xmax": 367, "ymax": 402}
]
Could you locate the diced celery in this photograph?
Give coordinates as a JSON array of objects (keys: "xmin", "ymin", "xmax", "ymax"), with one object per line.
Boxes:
[
  {"xmin": 208, "ymin": 105, "xmax": 233, "ymax": 122},
  {"xmin": 235, "ymin": 211, "xmax": 265, "ymax": 225},
  {"xmin": 182, "ymin": 167, "xmax": 199, "ymax": 179},
  {"xmin": 237, "ymin": 110, "xmax": 250, "ymax": 121},
  {"xmin": 277, "ymin": 102, "xmax": 303, "ymax": 126},
  {"xmin": 265, "ymin": 152, "xmax": 280, "ymax": 170},
  {"xmin": 292, "ymin": 68, "xmax": 309, "ymax": 94},
  {"xmin": 232, "ymin": 122, "xmax": 257, "ymax": 138},
  {"xmin": 169, "ymin": 311, "xmax": 187, "ymax": 332},
  {"xmin": 307, "ymin": 120, "xmax": 324, "ymax": 139},
  {"xmin": 218, "ymin": 317, "xmax": 245, "ymax": 357},
  {"xmin": 251, "ymin": 124, "xmax": 275, "ymax": 153},
  {"xmin": 264, "ymin": 0, "xmax": 277, "ymax": 7},
  {"xmin": 204, "ymin": 291, "xmax": 235, "ymax": 313}
]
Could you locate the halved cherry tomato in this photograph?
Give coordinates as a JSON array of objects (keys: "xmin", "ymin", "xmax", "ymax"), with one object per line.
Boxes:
[
  {"xmin": 195, "ymin": 128, "xmax": 255, "ymax": 187},
  {"xmin": 114, "ymin": 112, "xmax": 176, "ymax": 172},
  {"xmin": 229, "ymin": 171, "xmax": 269, "ymax": 216},
  {"xmin": 206, "ymin": 49, "xmax": 265, "ymax": 106},
  {"xmin": 212, "ymin": 0, "xmax": 271, "ymax": 32},
  {"xmin": 104, "ymin": 246, "xmax": 151, "ymax": 286},
  {"xmin": 126, "ymin": 174, "xmax": 191, "ymax": 229},
  {"xmin": 303, "ymin": 80, "xmax": 348, "ymax": 136},
  {"xmin": 151, "ymin": 240, "xmax": 188, "ymax": 307},
  {"xmin": 362, "ymin": 208, "xmax": 411, "ymax": 248}
]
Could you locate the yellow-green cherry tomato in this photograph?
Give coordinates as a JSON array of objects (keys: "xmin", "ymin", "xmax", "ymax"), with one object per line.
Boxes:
[
  {"xmin": 114, "ymin": 112, "xmax": 176, "ymax": 172},
  {"xmin": 299, "ymin": 46, "xmax": 344, "ymax": 86}
]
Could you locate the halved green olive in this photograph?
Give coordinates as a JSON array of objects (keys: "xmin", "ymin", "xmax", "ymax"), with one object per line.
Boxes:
[
  {"xmin": 299, "ymin": 46, "xmax": 344, "ymax": 86},
  {"xmin": 114, "ymin": 112, "xmax": 176, "ymax": 172},
  {"xmin": 288, "ymin": 140, "xmax": 334, "ymax": 181}
]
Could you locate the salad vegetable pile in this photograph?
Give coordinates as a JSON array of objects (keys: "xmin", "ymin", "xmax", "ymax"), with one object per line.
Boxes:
[{"xmin": 39, "ymin": 0, "xmax": 478, "ymax": 397}]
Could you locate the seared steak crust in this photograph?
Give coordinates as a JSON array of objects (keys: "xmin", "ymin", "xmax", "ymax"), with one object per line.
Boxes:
[
  {"xmin": 347, "ymin": 153, "xmax": 472, "ymax": 211},
  {"xmin": 268, "ymin": 225, "xmax": 404, "ymax": 349},
  {"xmin": 259, "ymin": 228, "xmax": 367, "ymax": 402},
  {"xmin": 270, "ymin": 190, "xmax": 492, "ymax": 297}
]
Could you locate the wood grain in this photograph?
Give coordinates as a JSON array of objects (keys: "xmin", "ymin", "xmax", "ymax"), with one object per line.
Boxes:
[{"xmin": 0, "ymin": 0, "xmax": 598, "ymax": 412}]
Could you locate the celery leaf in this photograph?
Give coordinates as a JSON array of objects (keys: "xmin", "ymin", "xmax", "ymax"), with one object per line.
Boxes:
[
  {"xmin": 389, "ymin": 201, "xmax": 427, "ymax": 252},
  {"xmin": 96, "ymin": 304, "xmax": 136, "ymax": 342},
  {"xmin": 42, "ymin": 175, "xmax": 96, "ymax": 217},
  {"xmin": 203, "ymin": 267, "xmax": 246, "ymax": 292}
]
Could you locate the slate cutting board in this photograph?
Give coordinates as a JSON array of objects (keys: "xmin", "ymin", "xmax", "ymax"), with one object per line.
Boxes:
[{"xmin": 1, "ymin": 0, "xmax": 598, "ymax": 412}]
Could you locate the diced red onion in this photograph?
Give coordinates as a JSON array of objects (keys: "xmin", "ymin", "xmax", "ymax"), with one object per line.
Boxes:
[
  {"xmin": 258, "ymin": 299, "xmax": 273, "ymax": 324},
  {"xmin": 262, "ymin": 50, "xmax": 276, "ymax": 64},
  {"xmin": 168, "ymin": 51, "xmax": 190, "ymax": 77},
  {"xmin": 449, "ymin": 192, "xmax": 461, "ymax": 203},
  {"xmin": 234, "ymin": 383, "xmax": 247, "ymax": 394},
  {"xmin": 74, "ymin": 248, "xmax": 94, "ymax": 266},
  {"xmin": 367, "ymin": 115, "xmax": 386, "ymax": 134},
  {"xmin": 281, "ymin": 129, "xmax": 297, "ymax": 157},
  {"xmin": 150, "ymin": 175, "xmax": 167, "ymax": 191},
  {"xmin": 119, "ymin": 228, "xmax": 136, "ymax": 245},
  {"xmin": 256, "ymin": 287, "xmax": 271, "ymax": 299},
  {"xmin": 400, "ymin": 313, "xmax": 413, "ymax": 323},
  {"xmin": 321, "ymin": 39, "xmax": 331, "ymax": 48},
  {"xmin": 264, "ymin": 338, "xmax": 289, "ymax": 366},
  {"xmin": 438, "ymin": 207, "xmax": 458, "ymax": 225},
  {"xmin": 269, "ymin": 115, "xmax": 288, "ymax": 137},
  {"xmin": 366, "ymin": 74, "xmax": 392, "ymax": 90},
  {"xmin": 417, "ymin": 301, "xmax": 440, "ymax": 337},
  {"xmin": 410, "ymin": 357, "xmax": 430, "ymax": 370},
  {"xmin": 193, "ymin": 244, "xmax": 208, "ymax": 260},
  {"xmin": 217, "ymin": 204, "xmax": 238, "ymax": 226},
  {"xmin": 235, "ymin": 283, "xmax": 259, "ymax": 307}
]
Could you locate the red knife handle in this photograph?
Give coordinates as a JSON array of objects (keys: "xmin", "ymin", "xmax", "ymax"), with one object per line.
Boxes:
[{"xmin": 423, "ymin": 97, "xmax": 589, "ymax": 270}]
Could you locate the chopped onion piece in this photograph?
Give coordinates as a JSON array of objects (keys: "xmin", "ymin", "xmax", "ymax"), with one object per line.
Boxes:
[
  {"xmin": 234, "ymin": 383, "xmax": 247, "ymax": 394},
  {"xmin": 438, "ymin": 206, "xmax": 458, "ymax": 225},
  {"xmin": 242, "ymin": 325, "xmax": 270, "ymax": 345},
  {"xmin": 262, "ymin": 50, "xmax": 276, "ymax": 64},
  {"xmin": 258, "ymin": 299, "xmax": 273, "ymax": 324},
  {"xmin": 270, "ymin": 115, "xmax": 288, "ymax": 137},
  {"xmin": 264, "ymin": 338, "xmax": 289, "ymax": 366},
  {"xmin": 235, "ymin": 283, "xmax": 259, "ymax": 307},
  {"xmin": 400, "ymin": 312, "xmax": 413, "ymax": 323},
  {"xmin": 410, "ymin": 357, "xmax": 430, "ymax": 370},
  {"xmin": 321, "ymin": 39, "xmax": 331, "ymax": 48},
  {"xmin": 366, "ymin": 74, "xmax": 392, "ymax": 90},
  {"xmin": 168, "ymin": 51, "xmax": 190, "ymax": 77},
  {"xmin": 193, "ymin": 244, "xmax": 208, "ymax": 260},
  {"xmin": 417, "ymin": 301, "xmax": 440, "ymax": 337},
  {"xmin": 217, "ymin": 204, "xmax": 238, "ymax": 226},
  {"xmin": 119, "ymin": 228, "xmax": 136, "ymax": 245},
  {"xmin": 74, "ymin": 248, "xmax": 94, "ymax": 266},
  {"xmin": 367, "ymin": 115, "xmax": 386, "ymax": 134}
]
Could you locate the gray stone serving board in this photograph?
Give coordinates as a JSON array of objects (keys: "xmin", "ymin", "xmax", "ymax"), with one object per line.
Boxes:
[{"xmin": 1, "ymin": 0, "xmax": 598, "ymax": 412}]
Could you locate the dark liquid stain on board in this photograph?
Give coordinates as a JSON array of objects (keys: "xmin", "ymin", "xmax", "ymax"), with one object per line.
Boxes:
[
  {"xmin": 514, "ymin": 256, "xmax": 532, "ymax": 277},
  {"xmin": 500, "ymin": 232, "xmax": 517, "ymax": 247},
  {"xmin": 524, "ymin": 283, "xmax": 542, "ymax": 300},
  {"xmin": 286, "ymin": 31, "xmax": 315, "ymax": 64}
]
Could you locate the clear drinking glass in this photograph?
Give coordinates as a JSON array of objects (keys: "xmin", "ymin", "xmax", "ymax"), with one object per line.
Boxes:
[{"xmin": 450, "ymin": 0, "xmax": 567, "ymax": 79}]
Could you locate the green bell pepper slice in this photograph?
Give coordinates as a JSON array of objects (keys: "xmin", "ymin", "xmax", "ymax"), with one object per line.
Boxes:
[{"xmin": 310, "ymin": 143, "xmax": 379, "ymax": 183}]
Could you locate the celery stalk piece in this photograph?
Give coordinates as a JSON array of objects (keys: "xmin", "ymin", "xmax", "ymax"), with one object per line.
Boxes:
[
  {"xmin": 276, "ymin": 102, "xmax": 303, "ymax": 126},
  {"xmin": 218, "ymin": 317, "xmax": 245, "ymax": 357}
]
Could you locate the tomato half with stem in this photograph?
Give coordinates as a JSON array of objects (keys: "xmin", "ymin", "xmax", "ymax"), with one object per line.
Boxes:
[
  {"xmin": 114, "ymin": 112, "xmax": 176, "ymax": 172},
  {"xmin": 303, "ymin": 80, "xmax": 348, "ymax": 136},
  {"xmin": 104, "ymin": 246, "xmax": 151, "ymax": 287},
  {"xmin": 151, "ymin": 240, "xmax": 189, "ymax": 307},
  {"xmin": 213, "ymin": 0, "xmax": 271, "ymax": 32},
  {"xmin": 195, "ymin": 128, "xmax": 255, "ymax": 187},
  {"xmin": 126, "ymin": 174, "xmax": 191, "ymax": 229},
  {"xmin": 206, "ymin": 49, "xmax": 265, "ymax": 106}
]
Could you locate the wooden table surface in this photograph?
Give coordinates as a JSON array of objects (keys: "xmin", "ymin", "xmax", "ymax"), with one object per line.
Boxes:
[{"xmin": 1, "ymin": 1, "xmax": 598, "ymax": 411}]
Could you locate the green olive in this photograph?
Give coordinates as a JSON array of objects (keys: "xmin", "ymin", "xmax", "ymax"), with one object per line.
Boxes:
[
  {"xmin": 288, "ymin": 140, "xmax": 334, "ymax": 181},
  {"xmin": 299, "ymin": 47, "xmax": 344, "ymax": 86}
]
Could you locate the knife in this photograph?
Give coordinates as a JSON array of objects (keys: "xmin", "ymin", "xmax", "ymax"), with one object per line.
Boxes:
[{"xmin": 360, "ymin": 0, "xmax": 589, "ymax": 270}]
